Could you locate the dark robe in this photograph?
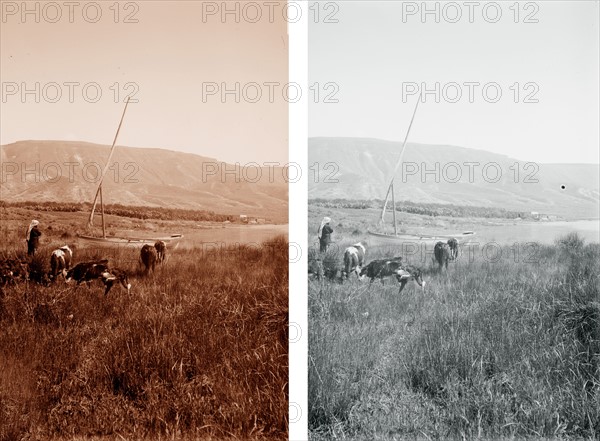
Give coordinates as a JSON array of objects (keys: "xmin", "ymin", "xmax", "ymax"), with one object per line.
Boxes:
[
  {"xmin": 27, "ymin": 227, "xmax": 41, "ymax": 256},
  {"xmin": 319, "ymin": 224, "xmax": 333, "ymax": 253}
]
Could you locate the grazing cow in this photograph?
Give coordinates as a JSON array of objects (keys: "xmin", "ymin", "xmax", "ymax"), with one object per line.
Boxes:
[
  {"xmin": 154, "ymin": 240, "xmax": 167, "ymax": 263},
  {"xmin": 359, "ymin": 257, "xmax": 404, "ymax": 284},
  {"xmin": 342, "ymin": 242, "xmax": 366, "ymax": 279},
  {"xmin": 434, "ymin": 241, "xmax": 451, "ymax": 270},
  {"xmin": 360, "ymin": 258, "xmax": 425, "ymax": 293},
  {"xmin": 100, "ymin": 268, "xmax": 131, "ymax": 295},
  {"xmin": 49, "ymin": 245, "xmax": 72, "ymax": 280},
  {"xmin": 140, "ymin": 244, "xmax": 157, "ymax": 273},
  {"xmin": 396, "ymin": 264, "xmax": 426, "ymax": 293},
  {"xmin": 66, "ymin": 260, "xmax": 131, "ymax": 295},
  {"xmin": 447, "ymin": 238, "xmax": 459, "ymax": 260},
  {"xmin": 66, "ymin": 260, "xmax": 110, "ymax": 285}
]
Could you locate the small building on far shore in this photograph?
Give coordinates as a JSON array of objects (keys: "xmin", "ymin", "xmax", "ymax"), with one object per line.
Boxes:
[{"xmin": 239, "ymin": 215, "xmax": 268, "ymax": 225}]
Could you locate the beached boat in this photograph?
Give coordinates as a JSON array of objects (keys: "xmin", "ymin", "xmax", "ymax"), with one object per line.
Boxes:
[
  {"xmin": 82, "ymin": 98, "xmax": 183, "ymax": 247},
  {"xmin": 77, "ymin": 233, "xmax": 184, "ymax": 248},
  {"xmin": 367, "ymin": 230, "xmax": 476, "ymax": 245},
  {"xmin": 368, "ymin": 94, "xmax": 475, "ymax": 244}
]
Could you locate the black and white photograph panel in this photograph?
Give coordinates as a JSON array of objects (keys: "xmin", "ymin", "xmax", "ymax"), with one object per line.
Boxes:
[
  {"xmin": 0, "ymin": 1, "xmax": 288, "ymax": 439},
  {"xmin": 308, "ymin": 2, "xmax": 599, "ymax": 440}
]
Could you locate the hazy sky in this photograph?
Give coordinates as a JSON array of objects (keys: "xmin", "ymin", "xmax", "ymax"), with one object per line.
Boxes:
[
  {"xmin": 309, "ymin": 1, "xmax": 599, "ymax": 164},
  {"xmin": 1, "ymin": 1, "xmax": 288, "ymax": 164}
]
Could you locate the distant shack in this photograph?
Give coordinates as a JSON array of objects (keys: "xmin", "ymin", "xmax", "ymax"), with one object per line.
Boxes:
[{"xmin": 240, "ymin": 215, "xmax": 267, "ymax": 224}]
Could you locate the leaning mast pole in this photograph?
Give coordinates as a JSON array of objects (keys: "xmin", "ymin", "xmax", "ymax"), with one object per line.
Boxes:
[
  {"xmin": 88, "ymin": 97, "xmax": 131, "ymax": 228},
  {"xmin": 380, "ymin": 93, "xmax": 421, "ymax": 231}
]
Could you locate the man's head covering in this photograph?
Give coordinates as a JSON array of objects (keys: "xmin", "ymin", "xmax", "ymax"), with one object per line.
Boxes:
[
  {"xmin": 26, "ymin": 220, "xmax": 39, "ymax": 240},
  {"xmin": 318, "ymin": 217, "xmax": 331, "ymax": 240}
]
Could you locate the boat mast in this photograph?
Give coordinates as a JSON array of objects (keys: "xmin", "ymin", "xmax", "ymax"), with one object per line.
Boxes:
[
  {"xmin": 100, "ymin": 185, "xmax": 106, "ymax": 238},
  {"xmin": 88, "ymin": 97, "xmax": 131, "ymax": 229},
  {"xmin": 380, "ymin": 93, "xmax": 421, "ymax": 234},
  {"xmin": 391, "ymin": 180, "xmax": 397, "ymax": 235}
]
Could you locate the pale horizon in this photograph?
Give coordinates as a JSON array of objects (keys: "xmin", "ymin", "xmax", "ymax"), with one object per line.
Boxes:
[
  {"xmin": 0, "ymin": 1, "xmax": 289, "ymax": 165},
  {"xmin": 0, "ymin": 137, "xmax": 288, "ymax": 164},
  {"xmin": 309, "ymin": 1, "xmax": 599, "ymax": 165},
  {"xmin": 308, "ymin": 135, "xmax": 600, "ymax": 166},
  {"xmin": 3, "ymin": 134, "xmax": 596, "ymax": 166}
]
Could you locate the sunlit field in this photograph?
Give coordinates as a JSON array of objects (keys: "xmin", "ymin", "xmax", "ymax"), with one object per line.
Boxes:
[
  {"xmin": 308, "ymin": 207, "xmax": 599, "ymax": 440},
  {"xmin": 0, "ymin": 212, "xmax": 288, "ymax": 440}
]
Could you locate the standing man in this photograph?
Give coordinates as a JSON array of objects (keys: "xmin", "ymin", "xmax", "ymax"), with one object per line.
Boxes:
[
  {"xmin": 318, "ymin": 216, "xmax": 333, "ymax": 253},
  {"xmin": 26, "ymin": 220, "xmax": 41, "ymax": 256}
]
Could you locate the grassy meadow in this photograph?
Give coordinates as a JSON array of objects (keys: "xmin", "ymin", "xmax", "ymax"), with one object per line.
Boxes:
[
  {"xmin": 0, "ymin": 211, "xmax": 288, "ymax": 440},
  {"xmin": 308, "ymin": 206, "xmax": 599, "ymax": 440}
]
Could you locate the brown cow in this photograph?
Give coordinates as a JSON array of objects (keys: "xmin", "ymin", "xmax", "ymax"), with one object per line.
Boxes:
[
  {"xmin": 154, "ymin": 240, "xmax": 167, "ymax": 263},
  {"xmin": 434, "ymin": 241, "xmax": 451, "ymax": 270},
  {"xmin": 140, "ymin": 244, "xmax": 157, "ymax": 274},
  {"xmin": 447, "ymin": 238, "xmax": 459, "ymax": 260}
]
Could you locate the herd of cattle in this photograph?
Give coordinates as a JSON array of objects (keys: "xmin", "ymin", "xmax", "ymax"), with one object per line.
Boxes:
[
  {"xmin": 2, "ymin": 235, "xmax": 460, "ymax": 294},
  {"xmin": 309, "ymin": 239, "xmax": 460, "ymax": 293},
  {"xmin": 0, "ymin": 240, "xmax": 168, "ymax": 295}
]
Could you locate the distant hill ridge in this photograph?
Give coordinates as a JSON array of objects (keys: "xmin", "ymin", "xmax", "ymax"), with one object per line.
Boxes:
[
  {"xmin": 309, "ymin": 137, "xmax": 599, "ymax": 219},
  {"xmin": 0, "ymin": 140, "xmax": 288, "ymax": 222}
]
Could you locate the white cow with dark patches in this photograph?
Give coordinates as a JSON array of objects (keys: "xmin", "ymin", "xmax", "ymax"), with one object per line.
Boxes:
[
  {"xmin": 100, "ymin": 268, "xmax": 131, "ymax": 296},
  {"xmin": 359, "ymin": 257, "xmax": 403, "ymax": 284},
  {"xmin": 343, "ymin": 242, "xmax": 366, "ymax": 279},
  {"xmin": 66, "ymin": 259, "xmax": 131, "ymax": 295},
  {"xmin": 360, "ymin": 258, "xmax": 426, "ymax": 293},
  {"xmin": 395, "ymin": 264, "xmax": 426, "ymax": 293},
  {"xmin": 49, "ymin": 245, "xmax": 72, "ymax": 281}
]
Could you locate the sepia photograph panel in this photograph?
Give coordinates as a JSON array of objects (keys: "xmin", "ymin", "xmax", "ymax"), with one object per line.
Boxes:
[
  {"xmin": 1, "ymin": 1, "xmax": 289, "ymax": 439},
  {"xmin": 308, "ymin": 2, "xmax": 599, "ymax": 440}
]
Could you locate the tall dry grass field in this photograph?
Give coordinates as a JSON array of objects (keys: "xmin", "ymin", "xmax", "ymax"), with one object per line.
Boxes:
[
  {"xmin": 309, "ymin": 229, "xmax": 599, "ymax": 440},
  {"xmin": 0, "ymin": 222, "xmax": 288, "ymax": 440}
]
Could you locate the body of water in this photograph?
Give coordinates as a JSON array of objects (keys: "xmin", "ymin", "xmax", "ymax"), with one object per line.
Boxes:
[
  {"xmin": 181, "ymin": 224, "xmax": 289, "ymax": 249},
  {"xmin": 474, "ymin": 220, "xmax": 599, "ymax": 245}
]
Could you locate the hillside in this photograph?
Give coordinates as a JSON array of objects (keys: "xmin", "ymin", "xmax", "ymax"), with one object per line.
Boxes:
[
  {"xmin": 0, "ymin": 141, "xmax": 288, "ymax": 222},
  {"xmin": 309, "ymin": 138, "xmax": 599, "ymax": 219}
]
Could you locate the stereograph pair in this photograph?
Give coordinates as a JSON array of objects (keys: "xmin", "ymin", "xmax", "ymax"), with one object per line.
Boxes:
[{"xmin": 0, "ymin": 1, "xmax": 598, "ymax": 440}]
